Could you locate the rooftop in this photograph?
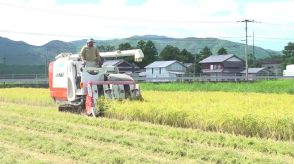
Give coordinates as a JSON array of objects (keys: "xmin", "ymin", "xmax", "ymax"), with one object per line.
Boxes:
[
  {"xmin": 199, "ymin": 54, "xmax": 236, "ymax": 63},
  {"xmin": 145, "ymin": 60, "xmax": 178, "ymax": 68},
  {"xmin": 102, "ymin": 59, "xmax": 123, "ymax": 66},
  {"xmin": 241, "ymin": 68, "xmax": 267, "ymax": 74}
]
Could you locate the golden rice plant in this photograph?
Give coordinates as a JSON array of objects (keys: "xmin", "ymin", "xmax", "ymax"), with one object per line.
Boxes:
[
  {"xmin": 0, "ymin": 88, "xmax": 54, "ymax": 106},
  {"xmin": 105, "ymin": 91, "xmax": 294, "ymax": 140},
  {"xmin": 1, "ymin": 88, "xmax": 294, "ymax": 140}
]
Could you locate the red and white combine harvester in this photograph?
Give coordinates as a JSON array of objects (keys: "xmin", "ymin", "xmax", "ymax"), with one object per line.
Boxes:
[{"xmin": 48, "ymin": 49, "xmax": 144, "ymax": 116}]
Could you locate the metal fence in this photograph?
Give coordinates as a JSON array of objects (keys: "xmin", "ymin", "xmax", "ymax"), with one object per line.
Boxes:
[
  {"xmin": 133, "ymin": 73, "xmax": 284, "ymax": 82},
  {"xmin": 0, "ymin": 74, "xmax": 48, "ymax": 83},
  {"xmin": 0, "ymin": 73, "xmax": 292, "ymax": 84}
]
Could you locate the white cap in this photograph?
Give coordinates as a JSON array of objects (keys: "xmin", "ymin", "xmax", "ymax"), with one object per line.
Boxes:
[{"xmin": 87, "ymin": 38, "xmax": 96, "ymax": 43}]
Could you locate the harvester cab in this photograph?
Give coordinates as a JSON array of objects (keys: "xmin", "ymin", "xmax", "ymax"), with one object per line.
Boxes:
[{"xmin": 48, "ymin": 49, "xmax": 144, "ymax": 116}]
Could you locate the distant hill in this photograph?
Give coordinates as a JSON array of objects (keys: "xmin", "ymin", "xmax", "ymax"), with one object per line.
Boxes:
[
  {"xmin": 0, "ymin": 37, "xmax": 77, "ymax": 65},
  {"xmin": 72, "ymin": 35, "xmax": 281, "ymax": 60},
  {"xmin": 0, "ymin": 35, "xmax": 282, "ymax": 65},
  {"xmin": 0, "ymin": 37, "xmax": 41, "ymax": 65}
]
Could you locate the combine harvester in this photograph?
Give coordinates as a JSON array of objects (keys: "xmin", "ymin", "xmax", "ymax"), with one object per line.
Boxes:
[{"xmin": 48, "ymin": 49, "xmax": 144, "ymax": 116}]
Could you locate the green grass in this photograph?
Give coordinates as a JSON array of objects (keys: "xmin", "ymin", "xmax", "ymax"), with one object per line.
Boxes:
[
  {"xmin": 140, "ymin": 79, "xmax": 294, "ymax": 94},
  {"xmin": 0, "ymin": 102, "xmax": 294, "ymax": 163}
]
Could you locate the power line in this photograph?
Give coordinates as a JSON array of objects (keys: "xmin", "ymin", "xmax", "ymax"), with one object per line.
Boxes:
[
  {"xmin": 1, "ymin": 29, "xmax": 292, "ymax": 44},
  {"xmin": 2, "ymin": 2, "xmax": 294, "ymax": 27},
  {"xmin": 0, "ymin": 2, "xmax": 237, "ymax": 24},
  {"xmin": 254, "ymin": 36, "xmax": 294, "ymax": 41},
  {"xmin": 0, "ymin": 29, "xmax": 247, "ymax": 45},
  {"xmin": 0, "ymin": 29, "xmax": 92, "ymax": 38},
  {"xmin": 258, "ymin": 22, "xmax": 291, "ymax": 26},
  {"xmin": 4, "ymin": 28, "xmax": 293, "ymax": 41},
  {"xmin": 0, "ymin": 39, "xmax": 280, "ymax": 60},
  {"xmin": 0, "ymin": 34, "xmax": 286, "ymax": 51},
  {"xmin": 0, "ymin": 29, "xmax": 286, "ymax": 59}
]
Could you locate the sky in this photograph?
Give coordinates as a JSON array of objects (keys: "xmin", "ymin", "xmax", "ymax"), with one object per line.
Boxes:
[{"xmin": 0, "ymin": 0, "xmax": 293, "ymax": 51}]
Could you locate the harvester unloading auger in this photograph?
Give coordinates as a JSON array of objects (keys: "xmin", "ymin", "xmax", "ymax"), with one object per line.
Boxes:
[{"xmin": 48, "ymin": 49, "xmax": 144, "ymax": 116}]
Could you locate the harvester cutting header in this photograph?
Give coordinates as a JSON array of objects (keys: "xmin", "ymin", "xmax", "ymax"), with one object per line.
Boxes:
[{"xmin": 48, "ymin": 39, "xmax": 144, "ymax": 116}]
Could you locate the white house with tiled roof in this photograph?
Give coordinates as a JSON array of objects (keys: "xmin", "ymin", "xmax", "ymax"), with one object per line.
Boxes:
[{"xmin": 144, "ymin": 60, "xmax": 186, "ymax": 79}]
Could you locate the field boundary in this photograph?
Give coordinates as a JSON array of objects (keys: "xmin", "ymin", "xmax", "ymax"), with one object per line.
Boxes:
[{"xmin": 1, "ymin": 73, "xmax": 294, "ymax": 84}]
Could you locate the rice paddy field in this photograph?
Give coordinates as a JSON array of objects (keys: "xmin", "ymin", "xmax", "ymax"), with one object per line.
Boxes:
[{"xmin": 0, "ymin": 80, "xmax": 294, "ymax": 163}]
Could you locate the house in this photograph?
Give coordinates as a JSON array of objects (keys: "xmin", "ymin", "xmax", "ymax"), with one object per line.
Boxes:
[
  {"xmin": 241, "ymin": 68, "xmax": 270, "ymax": 80},
  {"xmin": 102, "ymin": 59, "xmax": 140, "ymax": 74},
  {"xmin": 199, "ymin": 54, "xmax": 244, "ymax": 75},
  {"xmin": 184, "ymin": 63, "xmax": 193, "ymax": 69},
  {"xmin": 184, "ymin": 63, "xmax": 194, "ymax": 73},
  {"xmin": 261, "ymin": 63, "xmax": 282, "ymax": 75},
  {"xmin": 260, "ymin": 57, "xmax": 282, "ymax": 75},
  {"xmin": 144, "ymin": 60, "xmax": 187, "ymax": 80}
]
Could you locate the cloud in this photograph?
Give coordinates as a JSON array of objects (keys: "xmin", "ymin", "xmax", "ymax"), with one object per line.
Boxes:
[
  {"xmin": 0, "ymin": 0, "xmax": 293, "ymax": 50},
  {"xmin": 56, "ymin": 0, "xmax": 101, "ymax": 5},
  {"xmin": 245, "ymin": 1, "xmax": 294, "ymax": 23},
  {"xmin": 126, "ymin": 0, "xmax": 147, "ymax": 6}
]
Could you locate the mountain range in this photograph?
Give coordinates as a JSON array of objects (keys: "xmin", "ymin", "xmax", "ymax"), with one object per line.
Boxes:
[{"xmin": 0, "ymin": 35, "xmax": 281, "ymax": 65}]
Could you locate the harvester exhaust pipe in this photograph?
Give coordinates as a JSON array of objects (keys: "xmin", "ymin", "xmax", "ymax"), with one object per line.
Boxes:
[{"xmin": 100, "ymin": 49, "xmax": 144, "ymax": 62}]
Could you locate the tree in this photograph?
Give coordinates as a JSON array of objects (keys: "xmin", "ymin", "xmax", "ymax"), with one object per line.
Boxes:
[
  {"xmin": 137, "ymin": 40, "xmax": 158, "ymax": 68},
  {"xmin": 199, "ymin": 46, "xmax": 212, "ymax": 61},
  {"xmin": 97, "ymin": 45, "xmax": 115, "ymax": 52},
  {"xmin": 191, "ymin": 53, "xmax": 203, "ymax": 73},
  {"xmin": 118, "ymin": 42, "xmax": 134, "ymax": 62},
  {"xmin": 160, "ymin": 45, "xmax": 181, "ymax": 61},
  {"xmin": 179, "ymin": 49, "xmax": 194, "ymax": 63},
  {"xmin": 217, "ymin": 47, "xmax": 228, "ymax": 55},
  {"xmin": 248, "ymin": 53, "xmax": 257, "ymax": 67},
  {"xmin": 182, "ymin": 53, "xmax": 202, "ymax": 74},
  {"xmin": 256, "ymin": 55, "xmax": 282, "ymax": 68},
  {"xmin": 282, "ymin": 42, "xmax": 294, "ymax": 69},
  {"xmin": 160, "ymin": 45, "xmax": 195, "ymax": 63},
  {"xmin": 118, "ymin": 43, "xmax": 133, "ymax": 50},
  {"xmin": 137, "ymin": 40, "xmax": 146, "ymax": 50},
  {"xmin": 283, "ymin": 42, "xmax": 294, "ymax": 57},
  {"xmin": 142, "ymin": 40, "xmax": 158, "ymax": 67},
  {"xmin": 189, "ymin": 47, "xmax": 213, "ymax": 74}
]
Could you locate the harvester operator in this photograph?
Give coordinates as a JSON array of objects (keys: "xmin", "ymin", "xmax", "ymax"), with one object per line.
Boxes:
[{"xmin": 80, "ymin": 38, "xmax": 102, "ymax": 67}]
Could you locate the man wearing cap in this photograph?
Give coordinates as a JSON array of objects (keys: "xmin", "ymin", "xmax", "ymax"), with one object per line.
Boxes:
[{"xmin": 80, "ymin": 38, "xmax": 102, "ymax": 67}]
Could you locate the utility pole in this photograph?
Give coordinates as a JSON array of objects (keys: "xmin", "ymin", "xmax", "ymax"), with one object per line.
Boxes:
[{"xmin": 237, "ymin": 19, "xmax": 257, "ymax": 81}]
